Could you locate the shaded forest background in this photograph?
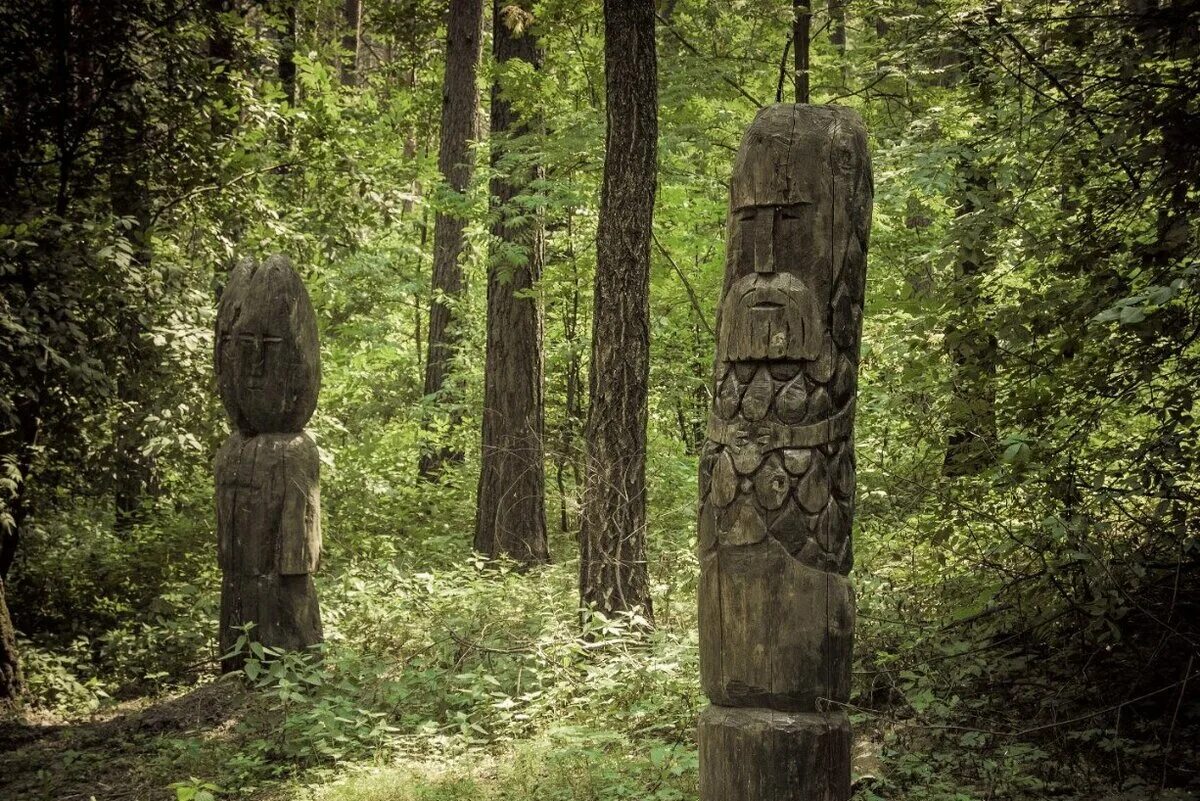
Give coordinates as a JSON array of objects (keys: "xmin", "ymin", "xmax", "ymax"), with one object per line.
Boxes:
[{"xmin": 1, "ymin": 0, "xmax": 1198, "ymax": 798}]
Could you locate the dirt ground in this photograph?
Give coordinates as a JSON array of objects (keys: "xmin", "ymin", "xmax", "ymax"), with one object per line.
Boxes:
[{"xmin": 0, "ymin": 681, "xmax": 253, "ymax": 801}]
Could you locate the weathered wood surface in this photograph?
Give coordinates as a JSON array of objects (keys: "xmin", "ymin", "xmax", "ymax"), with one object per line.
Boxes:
[
  {"xmin": 216, "ymin": 432, "xmax": 321, "ymax": 576},
  {"xmin": 698, "ymin": 104, "xmax": 871, "ymax": 801},
  {"xmin": 219, "ymin": 573, "xmax": 322, "ymax": 666},
  {"xmin": 214, "ymin": 255, "xmax": 323, "ymax": 669},
  {"xmin": 215, "ymin": 255, "xmax": 320, "ymax": 435},
  {"xmin": 699, "ymin": 539, "xmax": 854, "ymax": 710},
  {"xmin": 0, "ymin": 578, "xmax": 22, "ymax": 702},
  {"xmin": 216, "ymin": 431, "xmax": 322, "ymax": 667},
  {"xmin": 699, "ymin": 706, "xmax": 851, "ymax": 801}
]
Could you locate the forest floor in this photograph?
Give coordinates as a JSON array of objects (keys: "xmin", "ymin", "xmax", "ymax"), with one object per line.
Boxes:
[
  {"xmin": 0, "ymin": 683, "xmax": 255, "ymax": 800},
  {"xmin": 0, "ymin": 667, "xmax": 709, "ymax": 801},
  {"xmin": 0, "ymin": 677, "xmax": 883, "ymax": 801}
]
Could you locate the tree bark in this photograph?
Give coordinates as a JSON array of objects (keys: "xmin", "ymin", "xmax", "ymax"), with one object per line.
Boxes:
[
  {"xmin": 279, "ymin": 0, "xmax": 297, "ymax": 108},
  {"xmin": 830, "ymin": 0, "xmax": 848, "ymax": 88},
  {"xmin": 474, "ymin": 0, "xmax": 548, "ymax": 565},
  {"xmin": 420, "ymin": 0, "xmax": 484, "ymax": 478},
  {"xmin": 579, "ymin": 0, "xmax": 657, "ymax": 623},
  {"xmin": 0, "ymin": 578, "xmax": 21, "ymax": 705},
  {"xmin": 109, "ymin": 40, "xmax": 156, "ymax": 533},
  {"xmin": 340, "ymin": 0, "xmax": 361, "ymax": 86},
  {"xmin": 793, "ymin": 0, "xmax": 811, "ymax": 103}
]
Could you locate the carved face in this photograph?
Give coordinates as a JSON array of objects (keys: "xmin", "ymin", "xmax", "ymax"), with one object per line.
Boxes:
[
  {"xmin": 718, "ymin": 203, "xmax": 822, "ymax": 362},
  {"xmin": 715, "ymin": 104, "xmax": 871, "ymax": 366},
  {"xmin": 216, "ymin": 256, "xmax": 320, "ymax": 434},
  {"xmin": 710, "ymin": 203, "xmax": 825, "ymax": 359}
]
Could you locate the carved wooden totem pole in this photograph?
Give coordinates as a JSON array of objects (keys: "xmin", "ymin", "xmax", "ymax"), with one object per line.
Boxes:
[
  {"xmin": 698, "ymin": 105, "xmax": 872, "ymax": 800},
  {"xmin": 215, "ymin": 255, "xmax": 323, "ymax": 669}
]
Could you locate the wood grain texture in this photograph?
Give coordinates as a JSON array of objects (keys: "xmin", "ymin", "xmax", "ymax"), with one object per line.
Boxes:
[
  {"xmin": 216, "ymin": 431, "xmax": 322, "ymax": 667},
  {"xmin": 699, "ymin": 706, "xmax": 851, "ymax": 801},
  {"xmin": 215, "ymin": 255, "xmax": 320, "ymax": 435},
  {"xmin": 699, "ymin": 104, "xmax": 871, "ymax": 801},
  {"xmin": 219, "ymin": 573, "xmax": 322, "ymax": 669},
  {"xmin": 699, "ymin": 538, "xmax": 855, "ymax": 710}
]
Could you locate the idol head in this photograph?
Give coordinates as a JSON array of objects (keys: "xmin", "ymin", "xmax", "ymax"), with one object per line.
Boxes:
[
  {"xmin": 215, "ymin": 255, "xmax": 320, "ymax": 434},
  {"xmin": 716, "ymin": 104, "xmax": 871, "ymax": 364}
]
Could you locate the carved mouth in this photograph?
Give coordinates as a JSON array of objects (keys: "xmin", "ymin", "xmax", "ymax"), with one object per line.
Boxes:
[{"xmin": 751, "ymin": 301, "xmax": 784, "ymax": 311}]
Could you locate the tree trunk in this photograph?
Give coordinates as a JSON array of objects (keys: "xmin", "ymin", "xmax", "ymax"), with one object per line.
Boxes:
[
  {"xmin": 0, "ymin": 398, "xmax": 38, "ymax": 707},
  {"xmin": 943, "ymin": 6, "xmax": 999, "ymax": 476},
  {"xmin": 829, "ymin": 0, "xmax": 848, "ymax": 88},
  {"xmin": 110, "ymin": 59, "xmax": 156, "ymax": 533},
  {"xmin": 0, "ymin": 578, "xmax": 21, "ymax": 705},
  {"xmin": 579, "ymin": 0, "xmax": 657, "ymax": 623},
  {"xmin": 420, "ymin": 0, "xmax": 484, "ymax": 478},
  {"xmin": 943, "ymin": 157, "xmax": 999, "ymax": 476},
  {"xmin": 793, "ymin": 0, "xmax": 811, "ymax": 103},
  {"xmin": 279, "ymin": 1, "xmax": 297, "ymax": 108},
  {"xmin": 555, "ymin": 216, "xmax": 584, "ymax": 536},
  {"xmin": 474, "ymin": 0, "xmax": 548, "ymax": 565},
  {"xmin": 340, "ymin": 0, "xmax": 361, "ymax": 86}
]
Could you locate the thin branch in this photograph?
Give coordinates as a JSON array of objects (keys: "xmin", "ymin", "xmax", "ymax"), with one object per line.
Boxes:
[
  {"xmin": 655, "ymin": 12, "xmax": 765, "ymax": 108},
  {"xmin": 151, "ymin": 162, "xmax": 299, "ymax": 224},
  {"xmin": 775, "ymin": 34, "xmax": 793, "ymax": 103},
  {"xmin": 652, "ymin": 232, "xmax": 714, "ymax": 336}
]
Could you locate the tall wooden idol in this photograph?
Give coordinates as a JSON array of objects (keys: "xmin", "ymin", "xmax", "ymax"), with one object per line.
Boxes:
[
  {"xmin": 214, "ymin": 255, "xmax": 323, "ymax": 669},
  {"xmin": 698, "ymin": 105, "xmax": 872, "ymax": 800}
]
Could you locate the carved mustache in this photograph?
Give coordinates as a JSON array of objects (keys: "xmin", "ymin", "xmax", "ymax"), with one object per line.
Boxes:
[{"xmin": 718, "ymin": 272, "xmax": 824, "ymax": 362}]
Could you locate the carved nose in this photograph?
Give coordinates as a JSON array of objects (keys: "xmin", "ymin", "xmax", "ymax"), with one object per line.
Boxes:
[
  {"xmin": 754, "ymin": 210, "xmax": 775, "ymax": 274},
  {"xmin": 249, "ymin": 336, "xmax": 265, "ymax": 377}
]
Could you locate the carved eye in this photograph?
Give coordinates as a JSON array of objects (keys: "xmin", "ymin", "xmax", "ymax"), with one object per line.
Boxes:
[
  {"xmin": 736, "ymin": 208, "xmax": 756, "ymax": 271},
  {"xmin": 779, "ymin": 205, "xmax": 805, "ymax": 220}
]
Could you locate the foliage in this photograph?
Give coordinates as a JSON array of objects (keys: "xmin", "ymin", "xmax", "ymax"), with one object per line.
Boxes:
[{"xmin": 0, "ymin": 0, "xmax": 1197, "ymax": 799}]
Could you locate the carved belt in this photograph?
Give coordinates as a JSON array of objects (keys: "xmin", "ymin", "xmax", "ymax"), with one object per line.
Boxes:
[{"xmin": 706, "ymin": 401, "xmax": 854, "ymax": 450}]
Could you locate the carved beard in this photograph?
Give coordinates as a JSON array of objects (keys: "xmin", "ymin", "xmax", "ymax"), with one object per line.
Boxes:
[
  {"xmin": 704, "ymin": 276, "xmax": 857, "ymax": 574},
  {"xmin": 717, "ymin": 272, "xmax": 823, "ymax": 362}
]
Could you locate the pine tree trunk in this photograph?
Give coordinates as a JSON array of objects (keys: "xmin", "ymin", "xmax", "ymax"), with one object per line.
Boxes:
[
  {"xmin": 0, "ymin": 578, "xmax": 21, "ymax": 705},
  {"xmin": 420, "ymin": 0, "xmax": 484, "ymax": 477},
  {"xmin": 579, "ymin": 0, "xmax": 657, "ymax": 623},
  {"xmin": 279, "ymin": 1, "xmax": 297, "ymax": 108},
  {"xmin": 340, "ymin": 0, "xmax": 360, "ymax": 86},
  {"xmin": 793, "ymin": 0, "xmax": 811, "ymax": 103},
  {"xmin": 474, "ymin": 0, "xmax": 548, "ymax": 565},
  {"xmin": 110, "ymin": 49, "xmax": 156, "ymax": 533},
  {"xmin": 830, "ymin": 0, "xmax": 848, "ymax": 88}
]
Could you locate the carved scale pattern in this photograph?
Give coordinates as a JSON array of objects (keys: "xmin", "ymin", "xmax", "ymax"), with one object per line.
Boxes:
[{"xmin": 699, "ymin": 183, "xmax": 868, "ymax": 577}]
